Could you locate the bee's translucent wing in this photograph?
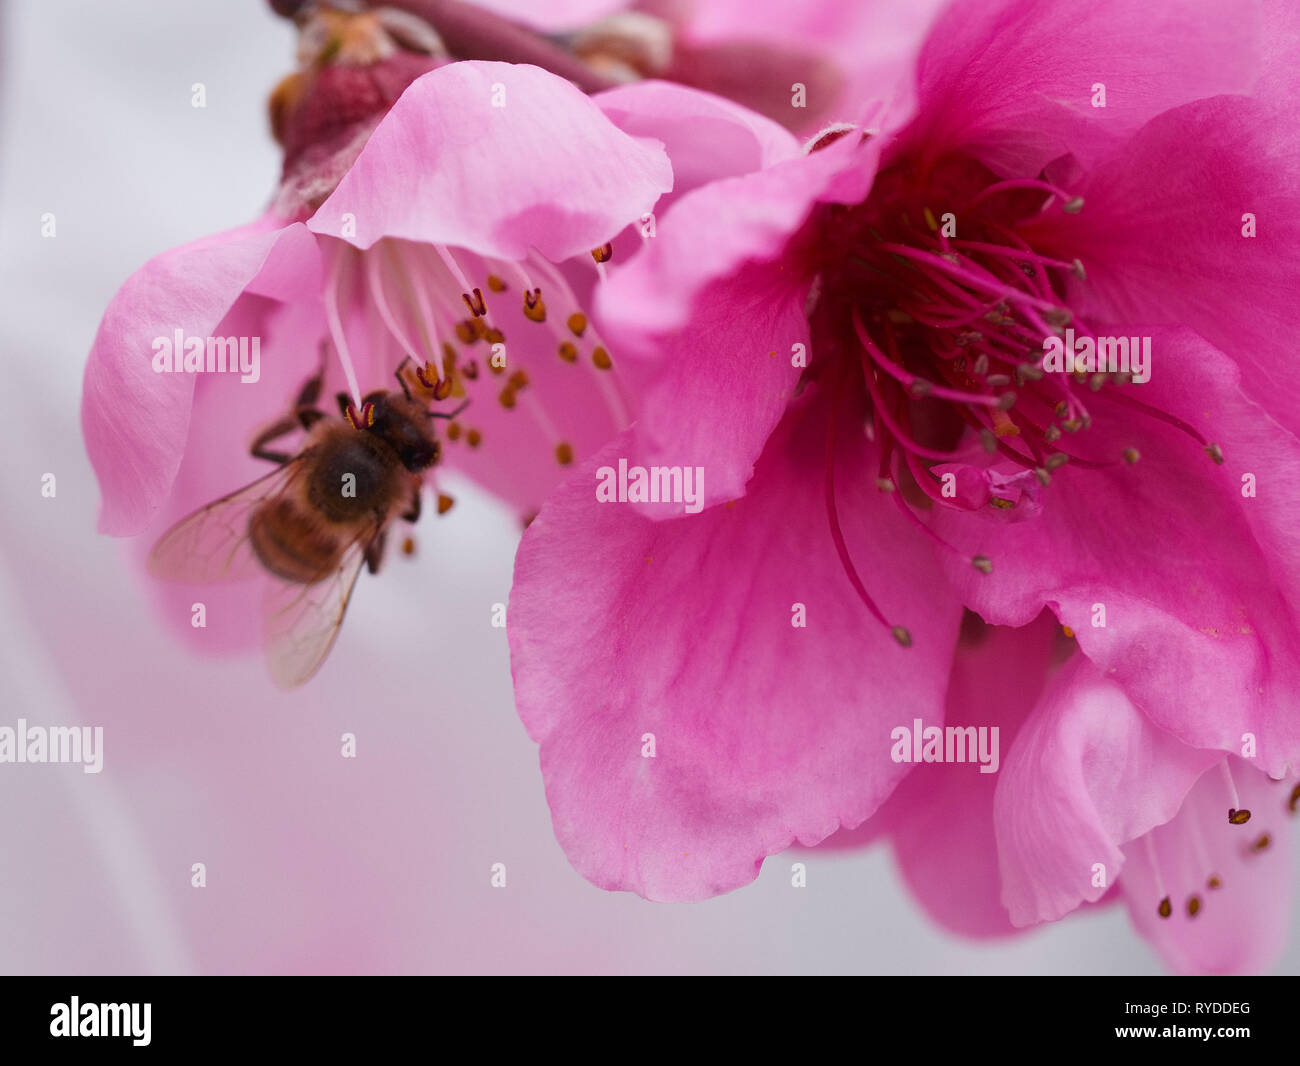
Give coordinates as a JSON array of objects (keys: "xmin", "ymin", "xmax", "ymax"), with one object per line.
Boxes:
[
  {"xmin": 261, "ymin": 528, "xmax": 376, "ymax": 689},
  {"xmin": 148, "ymin": 461, "xmax": 305, "ymax": 584}
]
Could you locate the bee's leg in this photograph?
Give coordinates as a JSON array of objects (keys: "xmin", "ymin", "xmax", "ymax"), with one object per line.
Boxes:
[
  {"xmin": 250, "ymin": 416, "xmax": 300, "ymax": 465},
  {"xmin": 393, "ymin": 356, "xmax": 414, "ymax": 400},
  {"xmin": 296, "ymin": 364, "xmax": 325, "ymax": 409},
  {"xmin": 296, "ymin": 406, "xmax": 326, "ymax": 431},
  {"xmin": 428, "ymin": 399, "xmax": 471, "ymax": 420},
  {"xmin": 364, "ymin": 529, "xmax": 388, "ymax": 575},
  {"xmin": 401, "ymin": 485, "xmax": 422, "ymax": 524}
]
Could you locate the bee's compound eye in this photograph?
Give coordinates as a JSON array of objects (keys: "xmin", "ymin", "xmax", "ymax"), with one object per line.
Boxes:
[{"xmin": 400, "ymin": 440, "xmax": 437, "ymax": 471}]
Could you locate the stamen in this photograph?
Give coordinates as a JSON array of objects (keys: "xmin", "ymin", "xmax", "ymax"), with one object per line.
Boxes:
[
  {"xmin": 1144, "ymin": 834, "xmax": 1172, "ymax": 918},
  {"xmin": 961, "ymin": 178, "xmax": 1081, "ymax": 213},
  {"xmin": 825, "ymin": 377, "xmax": 910, "ymax": 646},
  {"xmin": 1186, "ymin": 813, "xmax": 1222, "ymax": 892},
  {"xmin": 344, "ymin": 401, "xmax": 374, "ymax": 429},
  {"xmin": 1097, "ymin": 386, "xmax": 1216, "ymax": 455},
  {"xmin": 857, "ymin": 348, "xmax": 985, "ymax": 461},
  {"xmin": 323, "ymin": 247, "xmax": 363, "ymax": 405},
  {"xmin": 366, "ymin": 248, "xmax": 427, "ymax": 376},
  {"xmin": 393, "ymin": 243, "xmax": 448, "ymax": 380},
  {"xmin": 1222, "ymin": 761, "xmax": 1251, "ymax": 824},
  {"xmin": 524, "ymin": 251, "xmax": 632, "ymax": 430},
  {"xmin": 886, "ymin": 451, "xmax": 993, "ymax": 575},
  {"xmin": 949, "ymin": 239, "xmax": 1083, "ymax": 279},
  {"xmin": 430, "ymin": 243, "xmax": 480, "ymax": 310},
  {"xmin": 873, "ymin": 242, "xmax": 1064, "ymax": 315},
  {"xmin": 523, "ymin": 288, "xmax": 547, "ymax": 322},
  {"xmin": 853, "ymin": 309, "xmax": 1006, "ymax": 408}
]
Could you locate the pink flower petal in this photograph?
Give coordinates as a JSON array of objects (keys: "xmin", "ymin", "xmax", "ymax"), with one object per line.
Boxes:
[
  {"xmin": 903, "ymin": 0, "xmax": 1262, "ymax": 175},
  {"xmin": 993, "ymin": 656, "xmax": 1222, "ymax": 926},
  {"xmin": 595, "ymin": 136, "xmax": 877, "ymax": 512},
  {"xmin": 1121, "ymin": 759, "xmax": 1292, "ymax": 975},
  {"xmin": 595, "ymin": 79, "xmax": 800, "ymax": 197},
  {"xmin": 137, "ymin": 294, "xmax": 331, "ymax": 653},
  {"xmin": 508, "ymin": 388, "xmax": 963, "ymax": 901},
  {"xmin": 868, "ymin": 612, "xmax": 1064, "ymax": 938},
  {"xmin": 670, "ymin": 0, "xmax": 948, "ymax": 135},
  {"xmin": 936, "ymin": 329, "xmax": 1300, "ymax": 777},
  {"xmin": 1023, "ymin": 94, "xmax": 1300, "ymax": 434},
  {"xmin": 82, "ymin": 217, "xmax": 318, "ymax": 536},
  {"xmin": 308, "ymin": 61, "xmax": 672, "ymax": 261}
]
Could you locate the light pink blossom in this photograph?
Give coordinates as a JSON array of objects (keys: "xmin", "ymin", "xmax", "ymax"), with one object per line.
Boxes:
[{"xmin": 82, "ymin": 10, "xmax": 669, "ymax": 669}]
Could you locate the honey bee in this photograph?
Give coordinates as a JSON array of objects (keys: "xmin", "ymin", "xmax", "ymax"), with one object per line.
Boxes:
[{"xmin": 149, "ymin": 356, "xmax": 465, "ymax": 688}]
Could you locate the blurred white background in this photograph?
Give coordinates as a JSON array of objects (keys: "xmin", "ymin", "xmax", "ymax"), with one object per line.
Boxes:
[{"xmin": 1, "ymin": 0, "xmax": 1295, "ymax": 974}]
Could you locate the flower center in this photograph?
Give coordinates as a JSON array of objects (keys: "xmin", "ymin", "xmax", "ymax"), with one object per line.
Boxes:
[
  {"xmin": 319, "ymin": 238, "xmax": 625, "ymax": 481},
  {"xmin": 803, "ymin": 151, "xmax": 1221, "ymax": 643}
]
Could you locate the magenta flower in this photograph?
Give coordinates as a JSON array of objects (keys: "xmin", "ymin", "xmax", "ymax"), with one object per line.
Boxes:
[
  {"xmin": 507, "ymin": 0, "xmax": 1300, "ymax": 971},
  {"xmin": 82, "ymin": 8, "xmax": 669, "ymax": 674}
]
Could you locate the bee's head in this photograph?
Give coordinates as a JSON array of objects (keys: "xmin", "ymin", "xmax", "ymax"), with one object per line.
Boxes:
[{"xmin": 348, "ymin": 391, "xmax": 440, "ymax": 472}]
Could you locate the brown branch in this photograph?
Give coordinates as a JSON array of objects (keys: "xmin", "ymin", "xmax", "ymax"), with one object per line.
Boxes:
[{"xmin": 377, "ymin": 0, "xmax": 619, "ymax": 93}]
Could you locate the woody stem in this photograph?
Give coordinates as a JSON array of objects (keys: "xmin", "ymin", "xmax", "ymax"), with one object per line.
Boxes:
[{"xmin": 377, "ymin": 0, "xmax": 619, "ymax": 92}]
